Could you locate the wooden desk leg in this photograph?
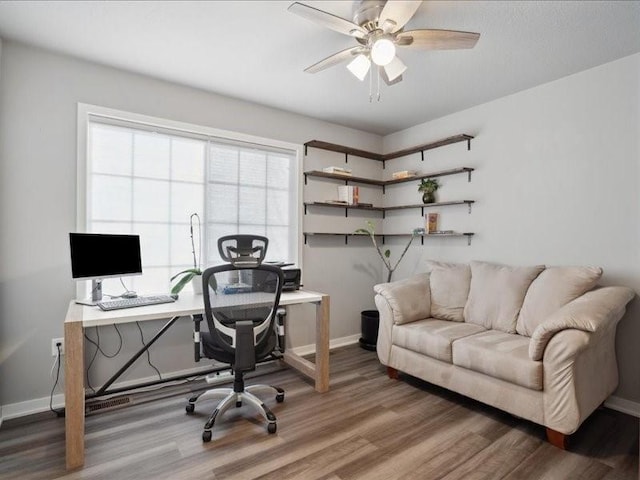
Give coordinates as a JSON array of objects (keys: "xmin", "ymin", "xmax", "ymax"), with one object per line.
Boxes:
[
  {"xmin": 64, "ymin": 319, "xmax": 85, "ymax": 470},
  {"xmin": 314, "ymin": 295, "xmax": 330, "ymax": 393}
]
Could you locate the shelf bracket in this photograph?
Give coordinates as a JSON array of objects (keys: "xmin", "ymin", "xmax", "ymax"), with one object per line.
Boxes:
[
  {"xmin": 467, "ymin": 236, "xmax": 472, "ymax": 246},
  {"xmin": 345, "ymin": 153, "xmax": 348, "ymax": 164},
  {"xmin": 467, "ymin": 138, "xmax": 471, "ymax": 151},
  {"xmin": 304, "ymin": 204, "xmax": 307, "ymax": 215},
  {"xmin": 382, "ymin": 184, "xmax": 385, "ymax": 194},
  {"xmin": 421, "ymin": 206, "xmax": 424, "ymax": 216},
  {"xmin": 382, "ymin": 160, "xmax": 386, "ymax": 170},
  {"xmin": 382, "ymin": 235, "xmax": 386, "ymax": 245},
  {"xmin": 468, "ymin": 203, "xmax": 472, "ymax": 214},
  {"xmin": 421, "ymin": 236, "xmax": 424, "ymax": 246},
  {"xmin": 467, "ymin": 170, "xmax": 472, "ymax": 182},
  {"xmin": 421, "ymin": 150, "xmax": 424, "ymax": 162},
  {"xmin": 345, "ymin": 235, "xmax": 348, "ymax": 245},
  {"xmin": 345, "ymin": 208, "xmax": 348, "ymax": 218},
  {"xmin": 304, "ymin": 234, "xmax": 307, "ymax": 245},
  {"xmin": 382, "ymin": 211, "xmax": 385, "ymax": 219},
  {"xmin": 304, "ymin": 174, "xmax": 308, "ymax": 186},
  {"xmin": 304, "ymin": 145, "xmax": 308, "ymax": 156}
]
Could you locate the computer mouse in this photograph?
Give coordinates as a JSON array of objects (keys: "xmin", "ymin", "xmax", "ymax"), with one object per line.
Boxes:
[{"xmin": 122, "ymin": 292, "xmax": 138, "ymax": 299}]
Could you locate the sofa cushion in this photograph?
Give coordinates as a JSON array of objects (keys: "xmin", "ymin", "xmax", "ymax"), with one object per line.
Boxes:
[
  {"xmin": 374, "ymin": 274, "xmax": 430, "ymax": 325},
  {"xmin": 464, "ymin": 261, "xmax": 545, "ymax": 333},
  {"xmin": 516, "ymin": 266, "xmax": 603, "ymax": 336},
  {"xmin": 392, "ymin": 318, "xmax": 486, "ymax": 363},
  {"xmin": 452, "ymin": 330, "xmax": 543, "ymax": 390},
  {"xmin": 426, "ymin": 260, "xmax": 471, "ymax": 322}
]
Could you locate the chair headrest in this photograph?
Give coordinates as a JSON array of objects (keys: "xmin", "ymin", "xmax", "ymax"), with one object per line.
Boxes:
[{"xmin": 217, "ymin": 235, "xmax": 268, "ymax": 267}]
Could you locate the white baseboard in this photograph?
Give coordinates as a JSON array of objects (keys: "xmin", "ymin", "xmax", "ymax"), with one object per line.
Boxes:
[
  {"xmin": 291, "ymin": 334, "xmax": 360, "ymax": 356},
  {"xmin": 605, "ymin": 395, "xmax": 640, "ymax": 417},
  {"xmin": 1, "ymin": 334, "xmax": 361, "ymax": 422}
]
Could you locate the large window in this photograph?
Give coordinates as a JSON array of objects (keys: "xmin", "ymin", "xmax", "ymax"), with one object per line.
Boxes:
[{"xmin": 81, "ymin": 108, "xmax": 300, "ymax": 295}]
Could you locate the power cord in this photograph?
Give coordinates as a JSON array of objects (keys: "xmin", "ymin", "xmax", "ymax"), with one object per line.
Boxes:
[
  {"xmin": 136, "ymin": 322, "xmax": 162, "ymax": 380},
  {"xmin": 84, "ymin": 324, "xmax": 124, "ymax": 393},
  {"xmin": 49, "ymin": 343, "xmax": 64, "ymax": 416}
]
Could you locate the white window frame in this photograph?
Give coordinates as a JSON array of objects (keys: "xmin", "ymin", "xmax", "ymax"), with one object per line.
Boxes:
[{"xmin": 76, "ymin": 103, "xmax": 303, "ymax": 297}]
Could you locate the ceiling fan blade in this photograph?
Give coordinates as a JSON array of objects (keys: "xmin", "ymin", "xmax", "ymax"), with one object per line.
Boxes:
[
  {"xmin": 379, "ymin": 1, "xmax": 422, "ymax": 33},
  {"xmin": 380, "ymin": 67, "xmax": 403, "ymax": 86},
  {"xmin": 304, "ymin": 46, "xmax": 365, "ymax": 74},
  {"xmin": 288, "ymin": 2, "xmax": 367, "ymax": 39},
  {"xmin": 396, "ymin": 29, "xmax": 480, "ymax": 50}
]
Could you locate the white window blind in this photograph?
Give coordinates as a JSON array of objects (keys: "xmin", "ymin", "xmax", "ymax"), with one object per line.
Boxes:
[{"xmin": 85, "ymin": 117, "xmax": 298, "ymax": 295}]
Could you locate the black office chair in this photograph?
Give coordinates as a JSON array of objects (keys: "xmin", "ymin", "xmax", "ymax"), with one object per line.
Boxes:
[{"xmin": 186, "ymin": 235, "xmax": 285, "ymax": 442}]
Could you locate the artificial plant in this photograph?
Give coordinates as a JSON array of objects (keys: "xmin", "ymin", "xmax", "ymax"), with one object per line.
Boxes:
[{"xmin": 170, "ymin": 213, "xmax": 202, "ymax": 294}]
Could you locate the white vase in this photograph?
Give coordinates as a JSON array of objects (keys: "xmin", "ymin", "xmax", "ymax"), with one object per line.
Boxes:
[{"xmin": 191, "ymin": 274, "xmax": 203, "ymax": 294}]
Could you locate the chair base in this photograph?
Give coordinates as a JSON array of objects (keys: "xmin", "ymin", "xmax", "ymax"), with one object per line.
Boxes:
[{"xmin": 186, "ymin": 384, "xmax": 284, "ymax": 442}]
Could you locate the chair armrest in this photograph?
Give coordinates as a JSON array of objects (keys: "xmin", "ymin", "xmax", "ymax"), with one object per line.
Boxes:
[
  {"xmin": 529, "ymin": 286, "xmax": 634, "ymax": 360},
  {"xmin": 373, "ymin": 273, "xmax": 431, "ymax": 325}
]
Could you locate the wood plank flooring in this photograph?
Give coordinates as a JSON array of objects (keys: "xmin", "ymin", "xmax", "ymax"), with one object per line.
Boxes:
[{"xmin": 0, "ymin": 345, "xmax": 637, "ymax": 479}]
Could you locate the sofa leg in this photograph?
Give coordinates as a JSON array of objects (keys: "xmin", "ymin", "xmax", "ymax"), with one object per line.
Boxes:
[
  {"xmin": 386, "ymin": 367, "xmax": 399, "ymax": 380},
  {"xmin": 546, "ymin": 428, "xmax": 568, "ymax": 450}
]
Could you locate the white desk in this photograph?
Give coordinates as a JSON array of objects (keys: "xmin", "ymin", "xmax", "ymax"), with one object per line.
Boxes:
[{"xmin": 64, "ymin": 290, "xmax": 330, "ymax": 470}]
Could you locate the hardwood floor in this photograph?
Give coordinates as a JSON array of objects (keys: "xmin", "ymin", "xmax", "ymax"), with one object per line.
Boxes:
[{"xmin": 0, "ymin": 345, "xmax": 637, "ymax": 479}]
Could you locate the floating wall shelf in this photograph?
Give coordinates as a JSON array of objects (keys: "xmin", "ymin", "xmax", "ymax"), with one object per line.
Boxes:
[
  {"xmin": 303, "ymin": 232, "xmax": 475, "ymax": 246},
  {"xmin": 304, "ymin": 134, "xmax": 473, "ymax": 167},
  {"xmin": 304, "ymin": 200, "xmax": 475, "ymax": 217}
]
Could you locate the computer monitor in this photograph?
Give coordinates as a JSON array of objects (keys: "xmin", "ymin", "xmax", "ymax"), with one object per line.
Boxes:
[{"xmin": 69, "ymin": 233, "xmax": 142, "ymax": 305}]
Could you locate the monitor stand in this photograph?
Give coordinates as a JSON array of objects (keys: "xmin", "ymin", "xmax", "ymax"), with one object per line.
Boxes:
[{"xmin": 75, "ymin": 279, "xmax": 103, "ymax": 306}]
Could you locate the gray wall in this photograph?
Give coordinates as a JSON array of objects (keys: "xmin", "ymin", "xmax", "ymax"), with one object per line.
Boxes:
[{"xmin": 0, "ymin": 41, "xmax": 382, "ymax": 409}]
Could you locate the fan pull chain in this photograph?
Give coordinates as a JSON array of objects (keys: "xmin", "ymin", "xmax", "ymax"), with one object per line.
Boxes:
[
  {"xmin": 369, "ymin": 64, "xmax": 373, "ymax": 103},
  {"xmin": 376, "ymin": 66, "xmax": 381, "ymax": 102}
]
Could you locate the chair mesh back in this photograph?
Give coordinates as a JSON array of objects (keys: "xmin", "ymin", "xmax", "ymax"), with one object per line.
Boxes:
[{"xmin": 202, "ymin": 264, "xmax": 283, "ymax": 352}]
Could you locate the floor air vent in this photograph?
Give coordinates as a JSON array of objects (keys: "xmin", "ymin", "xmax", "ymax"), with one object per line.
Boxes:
[{"xmin": 85, "ymin": 396, "xmax": 132, "ymax": 414}]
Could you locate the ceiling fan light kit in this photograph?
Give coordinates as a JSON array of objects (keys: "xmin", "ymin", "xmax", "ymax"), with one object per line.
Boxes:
[
  {"xmin": 347, "ymin": 54, "xmax": 371, "ymax": 81},
  {"xmin": 370, "ymin": 35, "xmax": 396, "ymax": 66},
  {"xmin": 288, "ymin": 0, "xmax": 480, "ymax": 101}
]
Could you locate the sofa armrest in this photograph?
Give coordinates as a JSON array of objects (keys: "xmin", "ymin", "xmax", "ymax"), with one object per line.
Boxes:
[
  {"xmin": 374, "ymin": 273, "xmax": 431, "ymax": 325},
  {"xmin": 529, "ymin": 286, "xmax": 634, "ymax": 360}
]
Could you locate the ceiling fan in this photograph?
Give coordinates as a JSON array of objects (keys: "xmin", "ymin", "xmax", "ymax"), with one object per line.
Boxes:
[{"xmin": 288, "ymin": 0, "xmax": 480, "ymax": 89}]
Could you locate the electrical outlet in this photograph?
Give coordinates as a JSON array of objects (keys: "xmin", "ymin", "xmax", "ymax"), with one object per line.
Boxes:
[{"xmin": 51, "ymin": 338, "xmax": 65, "ymax": 356}]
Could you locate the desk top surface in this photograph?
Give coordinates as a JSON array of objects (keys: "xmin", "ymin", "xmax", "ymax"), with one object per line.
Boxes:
[{"xmin": 65, "ymin": 289, "xmax": 326, "ymax": 327}]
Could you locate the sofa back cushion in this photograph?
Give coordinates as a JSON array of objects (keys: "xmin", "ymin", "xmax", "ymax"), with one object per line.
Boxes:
[
  {"xmin": 426, "ymin": 260, "xmax": 471, "ymax": 322},
  {"xmin": 515, "ymin": 266, "xmax": 603, "ymax": 336},
  {"xmin": 464, "ymin": 261, "xmax": 545, "ymax": 333}
]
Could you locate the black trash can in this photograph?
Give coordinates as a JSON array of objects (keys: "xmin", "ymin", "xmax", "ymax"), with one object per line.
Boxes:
[{"xmin": 359, "ymin": 310, "xmax": 380, "ymax": 351}]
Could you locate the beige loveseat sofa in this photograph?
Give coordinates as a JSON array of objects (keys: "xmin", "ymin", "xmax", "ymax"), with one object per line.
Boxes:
[{"xmin": 374, "ymin": 260, "xmax": 634, "ymax": 448}]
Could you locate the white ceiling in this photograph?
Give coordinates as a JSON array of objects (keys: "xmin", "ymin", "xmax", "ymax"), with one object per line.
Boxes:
[{"xmin": 0, "ymin": 1, "xmax": 638, "ymax": 135}]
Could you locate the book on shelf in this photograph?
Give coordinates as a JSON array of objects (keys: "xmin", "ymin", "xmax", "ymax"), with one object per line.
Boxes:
[
  {"xmin": 337, "ymin": 185, "xmax": 359, "ymax": 205},
  {"xmin": 425, "ymin": 212, "xmax": 439, "ymax": 234},
  {"xmin": 323, "ymin": 166, "xmax": 352, "ymax": 175},
  {"xmin": 392, "ymin": 170, "xmax": 417, "ymax": 179}
]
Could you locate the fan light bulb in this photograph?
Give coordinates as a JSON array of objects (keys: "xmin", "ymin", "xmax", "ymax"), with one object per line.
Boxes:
[{"xmin": 371, "ymin": 37, "xmax": 396, "ymax": 66}]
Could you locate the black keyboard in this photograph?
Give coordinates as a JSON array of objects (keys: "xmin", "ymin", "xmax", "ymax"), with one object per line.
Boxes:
[{"xmin": 97, "ymin": 295, "xmax": 176, "ymax": 311}]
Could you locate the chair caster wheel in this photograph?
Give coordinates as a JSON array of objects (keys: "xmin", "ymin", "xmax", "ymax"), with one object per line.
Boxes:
[
  {"xmin": 202, "ymin": 430, "xmax": 212, "ymax": 442},
  {"xmin": 267, "ymin": 422, "xmax": 277, "ymax": 434},
  {"xmin": 276, "ymin": 393, "xmax": 285, "ymax": 403},
  {"xmin": 185, "ymin": 404, "xmax": 195, "ymax": 414}
]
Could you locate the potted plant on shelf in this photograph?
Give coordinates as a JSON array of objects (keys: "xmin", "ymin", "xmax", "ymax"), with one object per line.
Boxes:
[
  {"xmin": 170, "ymin": 213, "xmax": 203, "ymax": 295},
  {"xmin": 418, "ymin": 178, "xmax": 440, "ymax": 204}
]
